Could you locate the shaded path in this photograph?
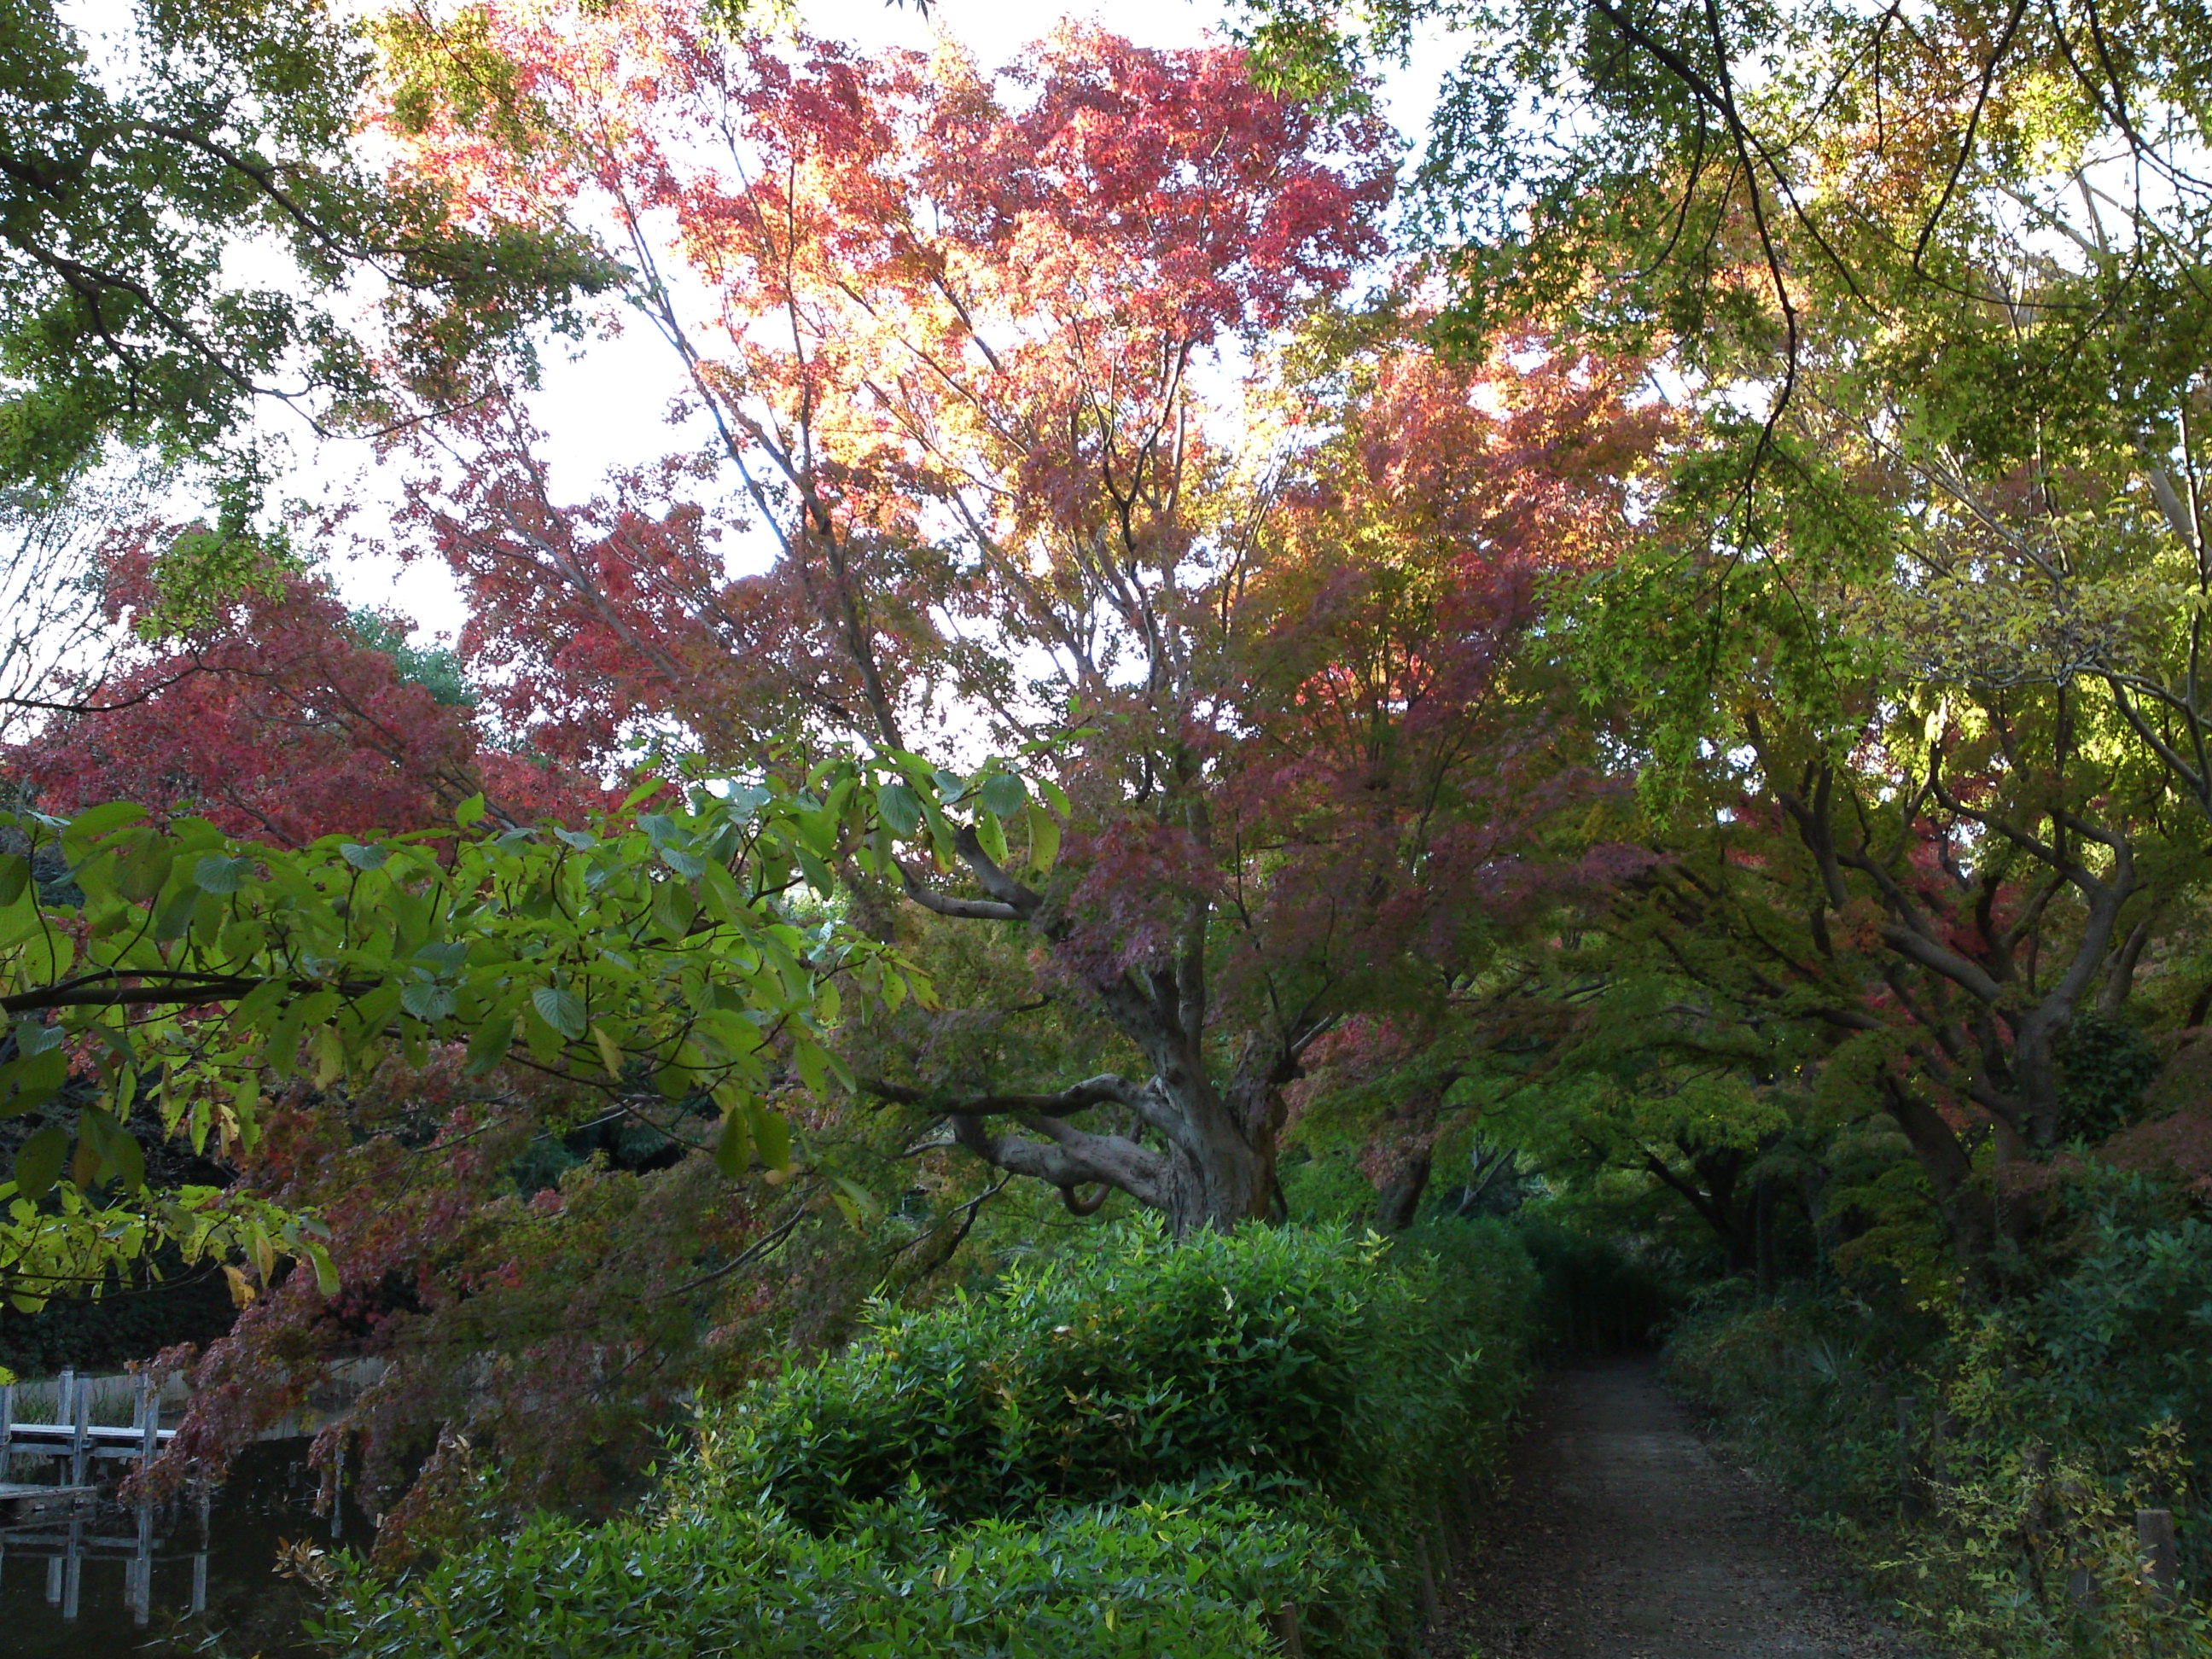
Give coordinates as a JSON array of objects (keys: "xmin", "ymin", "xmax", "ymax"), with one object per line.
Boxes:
[{"xmin": 1427, "ymin": 1359, "xmax": 1931, "ymax": 1659}]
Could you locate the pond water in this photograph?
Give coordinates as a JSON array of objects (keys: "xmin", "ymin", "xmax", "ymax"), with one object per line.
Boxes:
[{"xmin": 1, "ymin": 1440, "xmax": 364, "ymax": 1657}]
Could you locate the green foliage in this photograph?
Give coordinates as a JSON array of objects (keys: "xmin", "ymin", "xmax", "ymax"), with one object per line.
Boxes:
[
  {"xmin": 317, "ymin": 1487, "xmax": 1379, "ymax": 1659},
  {"xmin": 693, "ymin": 1220, "xmax": 1534, "ymax": 1543},
  {"xmin": 2058, "ymin": 1018, "xmax": 2164, "ymax": 1144},
  {"xmin": 0, "ymin": 771, "xmax": 930, "ymax": 1310},
  {"xmin": 1668, "ymin": 1170, "xmax": 2212, "ymax": 1656},
  {"xmin": 347, "ymin": 609, "xmax": 478, "ymax": 708},
  {"xmin": 0, "ymin": 0, "xmax": 608, "ymax": 490},
  {"xmin": 320, "ymin": 1221, "xmax": 1535, "ymax": 1659}
]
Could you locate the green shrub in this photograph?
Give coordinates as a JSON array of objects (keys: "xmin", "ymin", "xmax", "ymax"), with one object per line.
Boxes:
[
  {"xmin": 318, "ymin": 1487, "xmax": 1385, "ymax": 1659},
  {"xmin": 1668, "ymin": 1176, "xmax": 2212, "ymax": 1656},
  {"xmin": 691, "ymin": 1218, "xmax": 1534, "ymax": 1546},
  {"xmin": 320, "ymin": 1220, "xmax": 1536, "ymax": 1659}
]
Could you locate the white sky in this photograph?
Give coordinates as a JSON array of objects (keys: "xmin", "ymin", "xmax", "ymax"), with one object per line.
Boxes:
[{"xmin": 306, "ymin": 0, "xmax": 1463, "ymax": 639}]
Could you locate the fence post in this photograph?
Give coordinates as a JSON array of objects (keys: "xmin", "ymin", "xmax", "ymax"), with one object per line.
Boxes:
[
  {"xmin": 190, "ymin": 1480, "xmax": 211, "ymax": 1615},
  {"xmin": 67, "ymin": 1372, "xmax": 88, "ymax": 1488},
  {"xmin": 136, "ymin": 1371, "xmax": 158, "ymax": 1474},
  {"xmin": 2056, "ymin": 1476, "xmax": 2098, "ymax": 1607},
  {"xmin": 2138, "ymin": 1509, "xmax": 2178, "ymax": 1608}
]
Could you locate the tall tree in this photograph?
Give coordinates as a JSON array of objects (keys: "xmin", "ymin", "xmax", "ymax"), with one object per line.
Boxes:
[{"xmin": 381, "ymin": 11, "xmax": 1659, "ymax": 1231}]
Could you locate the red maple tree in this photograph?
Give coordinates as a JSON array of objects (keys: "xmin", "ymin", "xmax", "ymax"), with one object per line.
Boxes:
[{"xmin": 377, "ymin": 11, "xmax": 1662, "ymax": 1231}]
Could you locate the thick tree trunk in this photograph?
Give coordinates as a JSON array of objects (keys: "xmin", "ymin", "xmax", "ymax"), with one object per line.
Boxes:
[
  {"xmin": 881, "ymin": 819, "xmax": 1320, "ymax": 1235},
  {"xmin": 1374, "ymin": 1150, "xmax": 1433, "ymax": 1232},
  {"xmin": 919, "ymin": 1016, "xmax": 1298, "ymax": 1237},
  {"xmin": 1880, "ymin": 1074, "xmax": 2000, "ymax": 1267}
]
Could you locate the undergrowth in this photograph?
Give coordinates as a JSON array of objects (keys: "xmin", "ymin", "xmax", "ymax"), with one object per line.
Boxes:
[{"xmin": 1668, "ymin": 1173, "xmax": 2212, "ymax": 1657}]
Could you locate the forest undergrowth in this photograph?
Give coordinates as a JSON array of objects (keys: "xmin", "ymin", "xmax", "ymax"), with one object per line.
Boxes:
[{"xmin": 1668, "ymin": 1164, "xmax": 2212, "ymax": 1657}]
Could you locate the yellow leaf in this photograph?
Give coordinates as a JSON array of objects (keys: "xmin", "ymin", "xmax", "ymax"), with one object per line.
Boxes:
[
  {"xmin": 222, "ymin": 1264, "xmax": 257, "ymax": 1309},
  {"xmin": 591, "ymin": 1022, "xmax": 625, "ymax": 1081}
]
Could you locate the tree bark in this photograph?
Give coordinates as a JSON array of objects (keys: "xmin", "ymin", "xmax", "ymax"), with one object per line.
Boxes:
[{"xmin": 1374, "ymin": 1149, "xmax": 1433, "ymax": 1232}]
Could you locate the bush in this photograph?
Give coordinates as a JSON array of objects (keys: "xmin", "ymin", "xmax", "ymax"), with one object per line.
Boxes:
[
  {"xmin": 1667, "ymin": 1173, "xmax": 2212, "ymax": 1657},
  {"xmin": 317, "ymin": 1219, "xmax": 1536, "ymax": 1659},
  {"xmin": 320, "ymin": 1488, "xmax": 1384, "ymax": 1659},
  {"xmin": 695, "ymin": 1220, "xmax": 1531, "ymax": 1534}
]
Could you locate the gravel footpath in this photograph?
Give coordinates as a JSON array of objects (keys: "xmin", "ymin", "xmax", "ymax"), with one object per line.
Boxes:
[{"xmin": 1425, "ymin": 1358, "xmax": 1936, "ymax": 1659}]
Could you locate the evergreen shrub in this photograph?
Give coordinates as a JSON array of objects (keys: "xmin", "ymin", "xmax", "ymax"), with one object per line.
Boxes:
[
  {"xmin": 319, "ymin": 1219, "xmax": 1536, "ymax": 1658},
  {"xmin": 320, "ymin": 1490, "xmax": 1378, "ymax": 1659}
]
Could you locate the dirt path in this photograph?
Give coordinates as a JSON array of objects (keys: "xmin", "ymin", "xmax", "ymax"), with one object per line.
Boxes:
[{"xmin": 1426, "ymin": 1359, "xmax": 1932, "ymax": 1659}]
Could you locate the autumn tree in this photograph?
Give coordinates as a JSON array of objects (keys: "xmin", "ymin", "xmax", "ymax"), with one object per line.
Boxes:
[
  {"xmin": 379, "ymin": 11, "xmax": 1660, "ymax": 1231},
  {"xmin": 10, "ymin": 519, "xmax": 617, "ymax": 841}
]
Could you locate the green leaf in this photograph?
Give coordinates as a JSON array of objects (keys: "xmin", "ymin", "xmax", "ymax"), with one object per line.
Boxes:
[
  {"xmin": 0, "ymin": 853, "xmax": 27, "ymax": 906},
  {"xmin": 795, "ymin": 846, "xmax": 834, "ymax": 894},
  {"xmin": 340, "ymin": 841, "xmax": 389, "ymax": 871},
  {"xmin": 15, "ymin": 1126, "xmax": 67, "ymax": 1201},
  {"xmin": 532, "ymin": 984, "xmax": 586, "ymax": 1041},
  {"xmin": 465, "ymin": 994, "xmax": 524, "ymax": 1076},
  {"xmin": 747, "ymin": 1101, "xmax": 792, "ymax": 1173},
  {"xmin": 722, "ymin": 783, "xmax": 772, "ymax": 824},
  {"xmin": 61, "ymin": 802, "xmax": 146, "ymax": 854},
  {"xmin": 979, "ymin": 772, "xmax": 1026, "ymax": 818},
  {"xmin": 877, "ymin": 783, "xmax": 922, "ymax": 838},
  {"xmin": 192, "ymin": 854, "xmax": 251, "ymax": 894},
  {"xmin": 651, "ymin": 879, "xmax": 697, "ymax": 940},
  {"xmin": 713, "ymin": 1097, "xmax": 753, "ymax": 1177},
  {"xmin": 1024, "ymin": 801, "xmax": 1061, "ymax": 874},
  {"xmin": 303, "ymin": 1240, "xmax": 340, "ymax": 1297},
  {"xmin": 794, "ymin": 1040, "xmax": 831, "ymax": 1097},
  {"xmin": 795, "ymin": 809, "xmax": 837, "ymax": 860},
  {"xmin": 401, "ymin": 981, "xmax": 457, "ymax": 1022},
  {"xmin": 152, "ymin": 884, "xmax": 199, "ymax": 941},
  {"xmin": 0, "ymin": 1047, "xmax": 68, "ymax": 1119},
  {"xmin": 974, "ymin": 808, "xmax": 1008, "ymax": 865},
  {"xmin": 1039, "ymin": 778, "xmax": 1072, "ymax": 816},
  {"xmin": 78, "ymin": 1107, "xmax": 143, "ymax": 1193},
  {"xmin": 829, "ymin": 1173, "xmax": 882, "ymax": 1221},
  {"xmin": 454, "ymin": 794, "xmax": 487, "ymax": 828},
  {"xmin": 114, "ymin": 830, "xmax": 177, "ymax": 902},
  {"xmin": 657, "ymin": 846, "xmax": 707, "ymax": 880}
]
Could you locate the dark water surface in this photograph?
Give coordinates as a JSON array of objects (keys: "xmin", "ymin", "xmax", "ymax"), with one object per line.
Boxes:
[{"xmin": 1, "ymin": 1440, "xmax": 360, "ymax": 1658}]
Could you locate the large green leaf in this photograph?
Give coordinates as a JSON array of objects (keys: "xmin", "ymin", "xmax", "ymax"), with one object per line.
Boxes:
[{"xmin": 532, "ymin": 984, "xmax": 587, "ymax": 1041}]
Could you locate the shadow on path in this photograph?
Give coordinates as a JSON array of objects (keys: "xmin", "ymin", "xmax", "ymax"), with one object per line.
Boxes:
[{"xmin": 1427, "ymin": 1358, "xmax": 1933, "ymax": 1659}]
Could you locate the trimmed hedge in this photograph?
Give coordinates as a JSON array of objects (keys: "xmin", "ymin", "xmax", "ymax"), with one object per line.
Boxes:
[{"xmin": 319, "ymin": 1219, "xmax": 1535, "ymax": 1658}]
